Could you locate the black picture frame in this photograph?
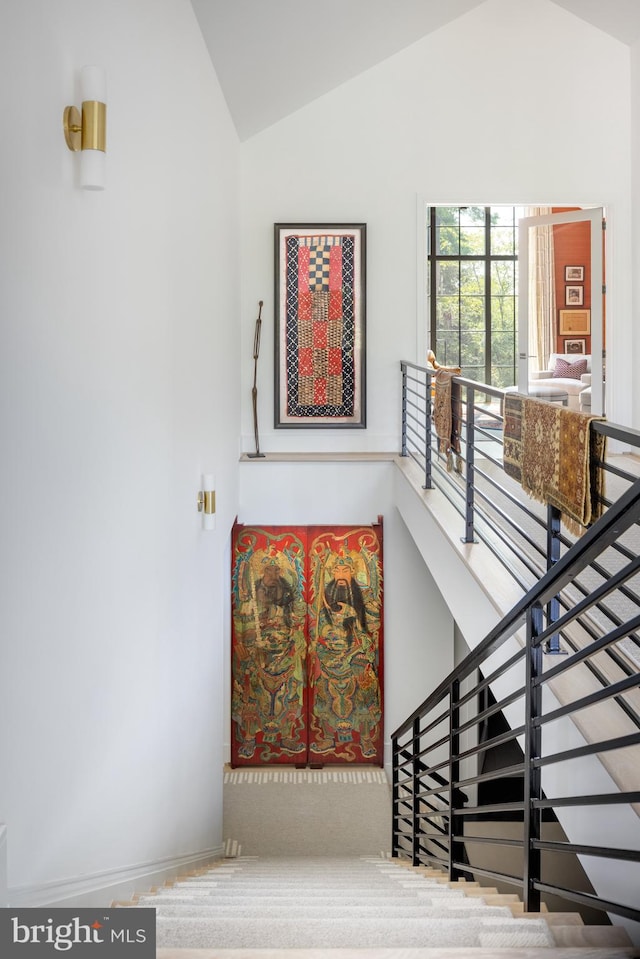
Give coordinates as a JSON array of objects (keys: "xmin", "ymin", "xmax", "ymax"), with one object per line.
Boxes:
[{"xmin": 274, "ymin": 223, "xmax": 366, "ymax": 429}]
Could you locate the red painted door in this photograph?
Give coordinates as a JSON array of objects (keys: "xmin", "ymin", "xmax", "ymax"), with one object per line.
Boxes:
[{"xmin": 230, "ymin": 521, "xmax": 383, "ymax": 766}]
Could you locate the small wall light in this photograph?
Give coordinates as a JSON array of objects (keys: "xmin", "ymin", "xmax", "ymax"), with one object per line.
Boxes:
[
  {"xmin": 197, "ymin": 474, "xmax": 216, "ymax": 531},
  {"xmin": 63, "ymin": 65, "xmax": 107, "ymax": 190}
]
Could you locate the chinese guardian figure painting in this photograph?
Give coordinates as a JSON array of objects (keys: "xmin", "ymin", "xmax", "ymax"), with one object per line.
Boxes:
[{"xmin": 231, "ymin": 521, "xmax": 383, "ymax": 766}]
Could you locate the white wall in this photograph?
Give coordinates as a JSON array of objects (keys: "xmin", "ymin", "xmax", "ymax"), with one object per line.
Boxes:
[
  {"xmin": 239, "ymin": 0, "xmax": 633, "ymax": 453},
  {"xmin": 632, "ymin": 37, "xmax": 640, "ymax": 427},
  {"xmin": 0, "ymin": 0, "xmax": 240, "ymax": 905},
  {"xmin": 237, "ymin": 461, "xmax": 455, "ymax": 771}
]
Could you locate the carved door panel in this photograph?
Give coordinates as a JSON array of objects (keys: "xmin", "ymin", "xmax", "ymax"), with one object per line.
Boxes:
[{"xmin": 230, "ymin": 521, "xmax": 383, "ymax": 767}]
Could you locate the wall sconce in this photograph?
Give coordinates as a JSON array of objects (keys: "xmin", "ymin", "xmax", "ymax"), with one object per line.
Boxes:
[
  {"xmin": 197, "ymin": 474, "xmax": 216, "ymax": 531},
  {"xmin": 63, "ymin": 65, "xmax": 107, "ymax": 190}
]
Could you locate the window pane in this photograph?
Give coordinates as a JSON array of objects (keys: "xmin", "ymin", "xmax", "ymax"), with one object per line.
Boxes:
[
  {"xmin": 492, "ymin": 261, "xmax": 515, "ymax": 296},
  {"xmin": 491, "ymin": 227, "xmax": 516, "ymax": 255},
  {"xmin": 490, "ymin": 206, "xmax": 515, "ymax": 227},
  {"xmin": 460, "ymin": 296, "xmax": 485, "ymax": 330},
  {"xmin": 437, "ymin": 262, "xmax": 459, "ymax": 295},
  {"xmin": 435, "ymin": 333, "xmax": 459, "ymax": 368},
  {"xmin": 437, "ymin": 226, "xmax": 459, "ymax": 255},
  {"xmin": 436, "ymin": 296, "xmax": 459, "ymax": 330},
  {"xmin": 491, "ymin": 331, "xmax": 516, "ymax": 386},
  {"xmin": 436, "ymin": 207, "xmax": 460, "ymax": 227},
  {"xmin": 459, "ymin": 206, "xmax": 485, "ymax": 227},
  {"xmin": 460, "ymin": 261, "xmax": 484, "ymax": 294},
  {"xmin": 460, "ymin": 331, "xmax": 485, "ymax": 375},
  {"xmin": 491, "ymin": 296, "xmax": 515, "ymax": 330},
  {"xmin": 459, "ymin": 227, "xmax": 485, "ymax": 255}
]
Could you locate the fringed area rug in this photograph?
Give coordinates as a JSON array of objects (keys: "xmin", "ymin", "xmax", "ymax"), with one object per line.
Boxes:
[
  {"xmin": 503, "ymin": 393, "xmax": 606, "ymax": 535},
  {"xmin": 433, "ymin": 368, "xmax": 463, "ymax": 473}
]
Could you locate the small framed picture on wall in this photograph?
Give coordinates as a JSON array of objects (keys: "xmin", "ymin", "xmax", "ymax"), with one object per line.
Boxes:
[
  {"xmin": 564, "ymin": 339, "xmax": 586, "ymax": 354},
  {"xmin": 565, "ymin": 265, "xmax": 584, "ymax": 281},
  {"xmin": 559, "ymin": 309, "xmax": 590, "ymax": 335},
  {"xmin": 565, "ymin": 285, "xmax": 583, "ymax": 306}
]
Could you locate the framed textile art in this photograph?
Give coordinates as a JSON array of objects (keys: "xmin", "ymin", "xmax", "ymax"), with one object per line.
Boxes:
[
  {"xmin": 274, "ymin": 223, "xmax": 366, "ymax": 428},
  {"xmin": 231, "ymin": 520, "xmax": 383, "ymax": 766}
]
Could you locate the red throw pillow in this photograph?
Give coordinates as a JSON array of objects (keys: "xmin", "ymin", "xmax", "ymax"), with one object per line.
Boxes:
[{"xmin": 553, "ymin": 358, "xmax": 587, "ymax": 379}]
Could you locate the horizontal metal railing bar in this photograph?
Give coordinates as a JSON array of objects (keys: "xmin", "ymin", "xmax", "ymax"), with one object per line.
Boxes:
[
  {"xmin": 533, "ymin": 880, "xmax": 640, "ymax": 923},
  {"xmin": 532, "ymin": 840, "xmax": 640, "ymax": 862},
  {"xmin": 456, "ymin": 648, "xmax": 526, "ymax": 712},
  {"xmin": 473, "ymin": 462, "xmax": 547, "ymax": 534},
  {"xmin": 415, "ymin": 705, "xmax": 452, "ymax": 738},
  {"xmin": 405, "ymin": 423, "xmax": 423, "ymax": 445},
  {"xmin": 534, "ymin": 791, "xmax": 640, "ymax": 808},
  {"xmin": 456, "ymin": 834, "xmax": 524, "ymax": 849},
  {"xmin": 533, "ymin": 580, "xmax": 640, "ymax": 657},
  {"xmin": 416, "ymin": 732, "xmax": 451, "ymax": 758},
  {"xmin": 415, "ymin": 793, "xmax": 449, "ymax": 810},
  {"xmin": 416, "ymin": 810, "xmax": 452, "ymax": 821},
  {"xmin": 412, "ymin": 757, "xmax": 450, "ymax": 779},
  {"xmin": 456, "ymin": 762, "xmax": 525, "ymax": 790},
  {"xmin": 534, "ymin": 732, "xmax": 640, "ymax": 769},
  {"xmin": 534, "ymin": 672, "xmax": 640, "ymax": 728},
  {"xmin": 405, "ymin": 415, "xmax": 423, "ymax": 436},
  {"xmin": 455, "ymin": 801, "xmax": 526, "ymax": 816},
  {"xmin": 581, "ymin": 554, "xmax": 640, "ymax": 617},
  {"xmin": 451, "ymin": 862, "xmax": 524, "ymax": 890},
  {"xmin": 593, "ymin": 418, "xmax": 640, "ymax": 446},
  {"xmin": 472, "ymin": 483, "xmax": 546, "ymax": 557},
  {"xmin": 456, "ymin": 723, "xmax": 527, "ymax": 762},
  {"xmin": 405, "ymin": 389, "xmax": 425, "ymax": 408},
  {"xmin": 414, "ymin": 853, "xmax": 449, "ymax": 870},
  {"xmin": 392, "ymin": 477, "xmax": 640, "ymax": 740},
  {"xmin": 536, "ymin": 616, "xmax": 640, "ymax": 683},
  {"xmin": 471, "ymin": 504, "xmax": 546, "ymax": 585},
  {"xmin": 455, "ymin": 684, "xmax": 526, "ymax": 738},
  {"xmin": 415, "ymin": 788, "xmax": 450, "ymax": 805},
  {"xmin": 538, "ymin": 609, "xmax": 640, "ymax": 728}
]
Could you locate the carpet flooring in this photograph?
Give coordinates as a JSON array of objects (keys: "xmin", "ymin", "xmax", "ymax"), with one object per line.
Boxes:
[
  {"xmin": 136, "ymin": 856, "xmax": 556, "ymax": 950},
  {"xmin": 223, "ymin": 765, "xmax": 391, "ymax": 858}
]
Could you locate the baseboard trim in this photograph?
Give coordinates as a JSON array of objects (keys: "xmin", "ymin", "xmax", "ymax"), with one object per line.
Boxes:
[{"xmin": 7, "ymin": 845, "xmax": 224, "ymax": 908}]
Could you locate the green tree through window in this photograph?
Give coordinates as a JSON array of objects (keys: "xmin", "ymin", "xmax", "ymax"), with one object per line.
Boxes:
[{"xmin": 427, "ymin": 206, "xmax": 523, "ymax": 387}]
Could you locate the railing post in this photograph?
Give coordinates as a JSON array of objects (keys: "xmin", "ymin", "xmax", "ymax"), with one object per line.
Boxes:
[
  {"xmin": 401, "ymin": 362, "xmax": 408, "ymax": 457},
  {"xmin": 391, "ymin": 736, "xmax": 398, "ymax": 858},
  {"xmin": 449, "ymin": 678, "xmax": 464, "ymax": 881},
  {"xmin": 412, "ymin": 717, "xmax": 421, "ymax": 866},
  {"xmin": 545, "ymin": 504, "xmax": 565, "ymax": 654},
  {"xmin": 523, "ymin": 604, "xmax": 543, "ymax": 913},
  {"xmin": 425, "ymin": 370, "xmax": 433, "ymax": 490},
  {"xmin": 462, "ymin": 383, "xmax": 476, "ymax": 543}
]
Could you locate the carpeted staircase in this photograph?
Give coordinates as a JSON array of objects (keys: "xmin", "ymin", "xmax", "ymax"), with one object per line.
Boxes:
[
  {"xmin": 119, "ymin": 855, "xmax": 638, "ymax": 956},
  {"xmin": 115, "ymin": 768, "xmax": 637, "ymax": 956}
]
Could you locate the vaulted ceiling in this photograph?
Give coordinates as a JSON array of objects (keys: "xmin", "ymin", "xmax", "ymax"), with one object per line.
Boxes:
[{"xmin": 190, "ymin": 0, "xmax": 640, "ymax": 140}]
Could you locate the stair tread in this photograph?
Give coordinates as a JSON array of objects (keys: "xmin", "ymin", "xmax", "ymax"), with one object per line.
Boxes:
[
  {"xmin": 127, "ymin": 854, "xmax": 638, "ymax": 954},
  {"xmin": 552, "ymin": 924, "xmax": 634, "ymax": 947}
]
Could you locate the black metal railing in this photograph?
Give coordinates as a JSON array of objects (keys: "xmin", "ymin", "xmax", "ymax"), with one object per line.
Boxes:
[
  {"xmin": 401, "ymin": 359, "xmax": 640, "ymax": 675},
  {"xmin": 394, "ymin": 360, "xmax": 640, "ymax": 930}
]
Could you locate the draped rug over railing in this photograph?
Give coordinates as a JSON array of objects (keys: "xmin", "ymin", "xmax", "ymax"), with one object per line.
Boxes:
[{"xmin": 502, "ymin": 393, "xmax": 606, "ymax": 535}]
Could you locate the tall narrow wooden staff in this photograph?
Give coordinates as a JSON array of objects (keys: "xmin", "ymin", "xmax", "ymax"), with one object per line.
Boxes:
[{"xmin": 247, "ymin": 300, "xmax": 265, "ymax": 458}]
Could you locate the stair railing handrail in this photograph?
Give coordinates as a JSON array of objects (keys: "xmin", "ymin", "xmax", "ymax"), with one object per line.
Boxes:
[
  {"xmin": 392, "ymin": 474, "xmax": 640, "ymax": 741},
  {"xmin": 395, "ymin": 363, "xmax": 640, "ymax": 928}
]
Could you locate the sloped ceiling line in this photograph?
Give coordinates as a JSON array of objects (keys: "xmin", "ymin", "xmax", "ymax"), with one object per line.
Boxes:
[{"xmin": 190, "ymin": 0, "xmax": 640, "ymax": 140}]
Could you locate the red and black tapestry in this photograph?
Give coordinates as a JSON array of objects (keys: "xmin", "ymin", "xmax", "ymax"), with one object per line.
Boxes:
[
  {"xmin": 274, "ymin": 224, "xmax": 366, "ymax": 429},
  {"xmin": 231, "ymin": 520, "xmax": 383, "ymax": 766}
]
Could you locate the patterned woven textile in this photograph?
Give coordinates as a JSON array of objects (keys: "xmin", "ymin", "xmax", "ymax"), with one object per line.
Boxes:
[
  {"xmin": 285, "ymin": 233, "xmax": 354, "ymax": 417},
  {"xmin": 433, "ymin": 369, "xmax": 462, "ymax": 473},
  {"xmin": 503, "ymin": 393, "xmax": 606, "ymax": 534}
]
